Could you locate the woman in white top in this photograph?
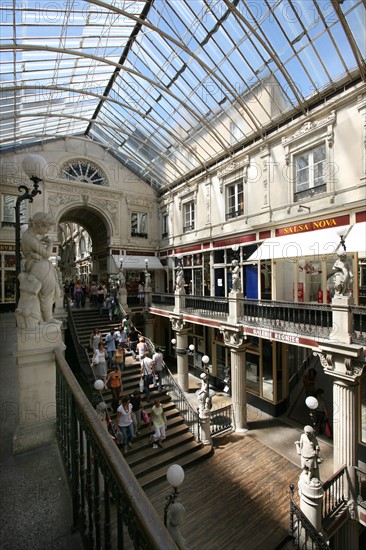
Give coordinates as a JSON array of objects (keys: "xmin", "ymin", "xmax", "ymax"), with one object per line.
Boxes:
[
  {"xmin": 91, "ymin": 341, "xmax": 107, "ymax": 382},
  {"xmin": 116, "ymin": 396, "xmax": 135, "ymax": 452},
  {"xmin": 136, "ymin": 336, "xmax": 148, "ymax": 365}
]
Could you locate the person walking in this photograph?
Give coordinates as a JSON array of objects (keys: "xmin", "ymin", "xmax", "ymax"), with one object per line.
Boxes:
[
  {"xmin": 130, "ymin": 389, "xmax": 142, "ymax": 435},
  {"xmin": 112, "ymin": 343, "xmax": 125, "ymax": 372},
  {"xmin": 136, "ymin": 336, "xmax": 148, "ymax": 366},
  {"xmin": 105, "ymin": 328, "xmax": 118, "ymax": 369},
  {"xmin": 141, "ymin": 353, "xmax": 154, "ymax": 399},
  {"xmin": 149, "ymin": 398, "xmax": 167, "ymax": 448},
  {"xmin": 106, "ymin": 365, "xmax": 122, "ymax": 412},
  {"xmin": 128, "ymin": 327, "xmax": 139, "ymax": 358},
  {"xmin": 91, "ymin": 341, "xmax": 107, "ymax": 384},
  {"xmin": 97, "ymin": 285, "xmax": 105, "ymax": 316},
  {"xmin": 116, "ymin": 396, "xmax": 135, "ymax": 453},
  {"xmin": 89, "ymin": 328, "xmax": 102, "ymax": 353},
  {"xmin": 152, "ymin": 346, "xmax": 164, "ymax": 393}
]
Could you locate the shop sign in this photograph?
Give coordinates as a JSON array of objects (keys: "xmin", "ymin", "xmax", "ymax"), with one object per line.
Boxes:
[
  {"xmin": 276, "ymin": 214, "xmax": 349, "ymax": 237},
  {"xmin": 0, "ymin": 243, "xmax": 16, "ymax": 252},
  {"xmin": 246, "ymin": 326, "xmax": 318, "ymax": 348}
]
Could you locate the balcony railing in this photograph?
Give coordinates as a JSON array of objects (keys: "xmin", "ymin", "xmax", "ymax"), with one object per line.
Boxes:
[
  {"xmin": 55, "ymin": 348, "xmax": 177, "ymax": 550},
  {"xmin": 182, "ymin": 295, "xmax": 229, "ymax": 319},
  {"xmin": 239, "ymin": 299, "xmax": 333, "ymax": 339},
  {"xmin": 351, "ymin": 305, "xmax": 366, "ymax": 345},
  {"xmin": 210, "ymin": 404, "xmax": 233, "ymax": 436},
  {"xmin": 322, "ymin": 465, "xmax": 347, "ymax": 520}
]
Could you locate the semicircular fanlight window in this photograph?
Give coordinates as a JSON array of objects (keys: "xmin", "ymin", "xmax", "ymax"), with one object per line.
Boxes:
[{"xmin": 60, "ymin": 159, "xmax": 108, "ymax": 186}]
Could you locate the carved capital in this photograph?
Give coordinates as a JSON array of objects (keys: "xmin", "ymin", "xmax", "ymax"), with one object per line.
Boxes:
[{"xmin": 221, "ymin": 326, "xmax": 245, "ymax": 348}]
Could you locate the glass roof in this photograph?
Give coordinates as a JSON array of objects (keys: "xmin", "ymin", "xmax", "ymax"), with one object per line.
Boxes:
[{"xmin": 1, "ymin": 0, "xmax": 365, "ymax": 191}]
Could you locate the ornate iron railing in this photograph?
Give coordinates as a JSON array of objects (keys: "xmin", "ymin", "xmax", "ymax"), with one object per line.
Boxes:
[
  {"xmin": 322, "ymin": 465, "xmax": 347, "ymax": 520},
  {"xmin": 182, "ymin": 295, "xmax": 229, "ymax": 319},
  {"xmin": 239, "ymin": 299, "xmax": 333, "ymax": 339},
  {"xmin": 289, "ymin": 484, "xmax": 330, "ymax": 549},
  {"xmin": 351, "ymin": 305, "xmax": 366, "ymax": 345},
  {"xmin": 162, "ymin": 365, "xmax": 201, "ymax": 442},
  {"xmin": 355, "ymin": 466, "xmax": 366, "ymax": 509},
  {"xmin": 55, "ymin": 348, "xmax": 177, "ymax": 550},
  {"xmin": 67, "ymin": 301, "xmax": 94, "ymax": 385},
  {"xmin": 210, "ymin": 404, "xmax": 233, "ymax": 436}
]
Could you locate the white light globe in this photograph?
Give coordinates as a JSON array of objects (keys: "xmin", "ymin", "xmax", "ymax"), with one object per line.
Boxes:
[
  {"xmin": 188, "ymin": 344, "xmax": 195, "ymax": 352},
  {"xmin": 94, "ymin": 379, "xmax": 105, "ymax": 391},
  {"xmin": 202, "ymin": 354, "xmax": 210, "ymax": 365},
  {"xmin": 305, "ymin": 396, "xmax": 318, "ymax": 410},
  {"xmin": 171, "ymin": 338, "xmax": 177, "ymax": 345},
  {"xmin": 166, "ymin": 464, "xmax": 185, "ymax": 488},
  {"xmin": 21, "ymin": 154, "xmax": 47, "ymax": 180}
]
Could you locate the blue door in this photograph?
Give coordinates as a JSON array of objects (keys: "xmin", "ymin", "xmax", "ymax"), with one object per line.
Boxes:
[{"xmin": 245, "ymin": 265, "xmax": 258, "ymax": 299}]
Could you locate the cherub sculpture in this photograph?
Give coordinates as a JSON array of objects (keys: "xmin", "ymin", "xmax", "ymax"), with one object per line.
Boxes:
[{"xmin": 332, "ymin": 253, "xmax": 353, "ymax": 296}]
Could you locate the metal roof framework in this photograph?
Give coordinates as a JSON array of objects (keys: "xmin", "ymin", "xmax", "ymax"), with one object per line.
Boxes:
[{"xmin": 1, "ymin": 0, "xmax": 365, "ymax": 191}]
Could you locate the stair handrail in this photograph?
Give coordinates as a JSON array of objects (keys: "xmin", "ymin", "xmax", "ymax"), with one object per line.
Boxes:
[
  {"xmin": 289, "ymin": 484, "xmax": 330, "ymax": 549},
  {"xmin": 162, "ymin": 363, "xmax": 201, "ymax": 442},
  {"xmin": 66, "ymin": 301, "xmax": 94, "ymax": 383},
  {"xmin": 55, "ymin": 348, "xmax": 177, "ymax": 550}
]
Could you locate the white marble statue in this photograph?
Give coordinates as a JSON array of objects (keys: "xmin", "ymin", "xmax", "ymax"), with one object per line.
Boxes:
[
  {"xmin": 144, "ymin": 269, "xmax": 151, "ymax": 290},
  {"xmin": 18, "ymin": 212, "xmax": 61, "ymax": 325},
  {"xmin": 295, "ymin": 425, "xmax": 321, "ymax": 483},
  {"xmin": 175, "ymin": 266, "xmax": 184, "ymax": 292},
  {"xmin": 167, "ymin": 501, "xmax": 190, "ymax": 550},
  {"xmin": 231, "ymin": 259, "xmax": 242, "ymax": 293},
  {"xmin": 197, "ymin": 372, "xmax": 212, "ymax": 411},
  {"xmin": 332, "ymin": 253, "xmax": 353, "ymax": 297},
  {"xmin": 119, "ymin": 268, "xmax": 126, "ymax": 288}
]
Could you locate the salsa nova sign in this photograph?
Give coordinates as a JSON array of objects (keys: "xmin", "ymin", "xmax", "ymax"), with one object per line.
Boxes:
[{"xmin": 276, "ymin": 214, "xmax": 349, "ymax": 237}]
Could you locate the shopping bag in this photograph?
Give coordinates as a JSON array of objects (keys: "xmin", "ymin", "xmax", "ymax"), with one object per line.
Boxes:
[
  {"xmin": 325, "ymin": 419, "xmax": 332, "ymax": 438},
  {"xmin": 141, "ymin": 410, "xmax": 149, "ymax": 424}
]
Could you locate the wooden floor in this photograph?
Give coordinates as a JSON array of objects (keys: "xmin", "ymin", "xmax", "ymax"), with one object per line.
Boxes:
[{"xmin": 144, "ymin": 432, "xmax": 301, "ymax": 550}]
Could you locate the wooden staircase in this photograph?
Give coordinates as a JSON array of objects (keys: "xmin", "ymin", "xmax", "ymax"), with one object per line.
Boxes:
[{"xmin": 68, "ymin": 307, "xmax": 213, "ymax": 489}]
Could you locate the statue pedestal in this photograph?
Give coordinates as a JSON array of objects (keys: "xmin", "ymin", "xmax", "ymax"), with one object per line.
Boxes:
[
  {"xmin": 13, "ymin": 322, "xmax": 65, "ymax": 454},
  {"xmin": 199, "ymin": 408, "xmax": 212, "ymax": 445},
  {"xmin": 298, "ymin": 474, "xmax": 324, "ymax": 532}
]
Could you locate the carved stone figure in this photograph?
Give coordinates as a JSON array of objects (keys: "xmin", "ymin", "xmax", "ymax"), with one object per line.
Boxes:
[
  {"xmin": 175, "ymin": 266, "xmax": 184, "ymax": 292},
  {"xmin": 231, "ymin": 259, "xmax": 241, "ymax": 293},
  {"xmin": 119, "ymin": 268, "xmax": 126, "ymax": 288},
  {"xmin": 19, "ymin": 212, "xmax": 61, "ymax": 324},
  {"xmin": 295, "ymin": 425, "xmax": 321, "ymax": 483},
  {"xmin": 332, "ymin": 253, "xmax": 353, "ymax": 296},
  {"xmin": 144, "ymin": 269, "xmax": 151, "ymax": 290},
  {"xmin": 167, "ymin": 501, "xmax": 190, "ymax": 550},
  {"xmin": 15, "ymin": 272, "xmax": 43, "ymax": 329},
  {"xmin": 197, "ymin": 372, "xmax": 212, "ymax": 411}
]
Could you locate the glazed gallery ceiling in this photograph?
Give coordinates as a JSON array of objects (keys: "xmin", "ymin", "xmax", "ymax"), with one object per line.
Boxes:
[{"xmin": 1, "ymin": 0, "xmax": 365, "ymax": 191}]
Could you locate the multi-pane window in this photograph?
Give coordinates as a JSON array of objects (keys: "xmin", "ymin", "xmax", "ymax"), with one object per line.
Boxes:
[
  {"xmin": 294, "ymin": 143, "xmax": 326, "ymax": 200},
  {"xmin": 2, "ymin": 195, "xmax": 28, "ymax": 226},
  {"xmin": 162, "ymin": 213, "xmax": 169, "ymax": 239},
  {"xmin": 183, "ymin": 201, "xmax": 195, "ymax": 232},
  {"xmin": 131, "ymin": 212, "xmax": 148, "ymax": 238},
  {"xmin": 226, "ymin": 181, "xmax": 243, "ymax": 220}
]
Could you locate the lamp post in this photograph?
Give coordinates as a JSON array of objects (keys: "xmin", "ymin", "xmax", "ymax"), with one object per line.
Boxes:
[
  {"xmin": 171, "ymin": 339, "xmax": 194, "ymax": 356},
  {"xmin": 305, "ymin": 395, "xmax": 319, "ymax": 432},
  {"xmin": 15, "ymin": 155, "xmax": 45, "ymax": 304},
  {"xmin": 164, "ymin": 464, "xmax": 185, "ymax": 526}
]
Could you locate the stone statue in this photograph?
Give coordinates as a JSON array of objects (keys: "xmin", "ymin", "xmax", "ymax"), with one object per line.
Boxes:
[
  {"xmin": 167, "ymin": 501, "xmax": 190, "ymax": 550},
  {"xmin": 197, "ymin": 372, "xmax": 212, "ymax": 411},
  {"xmin": 119, "ymin": 268, "xmax": 126, "ymax": 288},
  {"xmin": 295, "ymin": 425, "xmax": 321, "ymax": 483},
  {"xmin": 231, "ymin": 259, "xmax": 241, "ymax": 293},
  {"xmin": 18, "ymin": 212, "xmax": 61, "ymax": 324},
  {"xmin": 144, "ymin": 269, "xmax": 151, "ymax": 290},
  {"xmin": 332, "ymin": 253, "xmax": 353, "ymax": 297},
  {"xmin": 175, "ymin": 266, "xmax": 184, "ymax": 292}
]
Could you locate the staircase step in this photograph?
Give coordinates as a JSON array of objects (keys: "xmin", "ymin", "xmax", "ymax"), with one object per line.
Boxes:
[
  {"xmin": 136, "ymin": 445, "xmax": 213, "ymax": 489},
  {"xmin": 127, "ymin": 432, "xmax": 195, "ymax": 468}
]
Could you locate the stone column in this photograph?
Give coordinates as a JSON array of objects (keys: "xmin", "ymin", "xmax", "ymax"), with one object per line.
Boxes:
[
  {"xmin": 230, "ymin": 347, "xmax": 248, "ymax": 432},
  {"xmin": 199, "ymin": 408, "xmax": 212, "ymax": 446},
  {"xmin": 316, "ymin": 294, "xmax": 364, "ymax": 550},
  {"xmin": 13, "ymin": 321, "xmax": 65, "ymax": 454},
  {"xmin": 143, "ymin": 313, "xmax": 154, "ymax": 342},
  {"xmin": 170, "ymin": 316, "xmax": 190, "ymax": 392}
]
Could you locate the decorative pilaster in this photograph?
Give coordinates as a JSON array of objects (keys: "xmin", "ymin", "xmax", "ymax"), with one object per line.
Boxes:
[
  {"xmin": 170, "ymin": 316, "xmax": 190, "ymax": 392},
  {"xmin": 221, "ymin": 324, "xmax": 247, "ymax": 432}
]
